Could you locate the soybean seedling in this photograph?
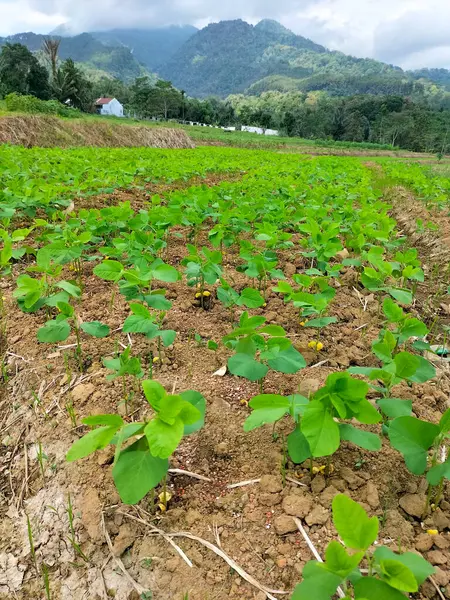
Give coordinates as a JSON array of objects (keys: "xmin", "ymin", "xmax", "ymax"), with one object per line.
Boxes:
[
  {"xmin": 182, "ymin": 245, "xmax": 222, "ymax": 308},
  {"xmin": 217, "ymin": 278, "xmax": 265, "ymax": 322},
  {"xmin": 103, "ymin": 346, "xmax": 144, "ymax": 414},
  {"xmin": 66, "ymin": 380, "xmax": 206, "ymax": 505},
  {"xmin": 292, "ymin": 494, "xmax": 434, "ymax": 599}
]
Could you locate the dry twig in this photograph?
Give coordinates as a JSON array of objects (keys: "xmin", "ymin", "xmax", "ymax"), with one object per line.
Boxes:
[
  {"xmin": 227, "ymin": 478, "xmax": 261, "ymax": 489},
  {"xmin": 168, "ymin": 468, "xmax": 211, "ymax": 482}
]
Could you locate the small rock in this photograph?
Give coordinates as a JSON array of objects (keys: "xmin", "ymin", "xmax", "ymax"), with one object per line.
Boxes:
[
  {"xmin": 259, "ymin": 493, "xmax": 282, "ymax": 506},
  {"xmin": 276, "ymin": 557, "xmax": 287, "ymax": 568},
  {"xmin": 165, "ymin": 557, "xmax": 181, "ymax": 572},
  {"xmin": 320, "ymin": 485, "xmax": 339, "ymax": 507},
  {"xmin": 433, "ymin": 534, "xmax": 450, "ymax": 550},
  {"xmin": 415, "ymin": 533, "xmax": 434, "ymax": 552},
  {"xmin": 336, "ymin": 248, "xmax": 349, "ymax": 260},
  {"xmin": 265, "ymin": 311, "xmax": 277, "ymax": 323},
  {"xmin": 399, "ymin": 494, "xmax": 426, "ymax": 518},
  {"xmin": 299, "ymin": 379, "xmax": 321, "ymax": 398},
  {"xmin": 260, "ymin": 475, "xmax": 283, "ymax": 493},
  {"xmin": 282, "ymin": 494, "xmax": 313, "ymax": 518},
  {"xmin": 278, "ymin": 543, "xmax": 291, "ymax": 556},
  {"xmin": 305, "ymin": 505, "xmax": 329, "ymax": 526},
  {"xmin": 185, "ymin": 509, "xmax": 202, "ymax": 526},
  {"xmin": 79, "ymin": 489, "xmax": 102, "ymax": 542},
  {"xmin": 311, "ymin": 475, "xmax": 326, "ymax": 495},
  {"xmin": 339, "ymin": 467, "xmax": 364, "ymax": 490},
  {"xmin": 432, "ymin": 511, "xmax": 450, "ymax": 530},
  {"xmin": 284, "ymin": 263, "xmax": 297, "ymax": 278},
  {"xmin": 112, "ymin": 524, "xmax": 135, "ymax": 557},
  {"xmin": 427, "ymin": 550, "xmax": 447, "ymax": 565},
  {"xmin": 215, "ymin": 442, "xmax": 228, "ymax": 456},
  {"xmin": 274, "ymin": 515, "xmax": 297, "ymax": 535},
  {"xmin": 434, "ymin": 566, "xmax": 450, "ymax": 586},
  {"xmin": 71, "ymin": 383, "xmax": 95, "ymax": 405},
  {"xmin": 365, "ymin": 482, "xmax": 380, "ymax": 509}
]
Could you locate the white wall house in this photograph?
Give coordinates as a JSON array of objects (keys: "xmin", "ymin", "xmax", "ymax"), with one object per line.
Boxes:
[
  {"xmin": 94, "ymin": 97, "xmax": 124, "ymax": 117},
  {"xmin": 242, "ymin": 125, "xmax": 279, "ymax": 136}
]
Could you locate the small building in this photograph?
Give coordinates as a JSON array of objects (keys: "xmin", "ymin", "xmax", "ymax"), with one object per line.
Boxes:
[
  {"xmin": 94, "ymin": 97, "xmax": 124, "ymax": 117},
  {"xmin": 242, "ymin": 125, "xmax": 279, "ymax": 136}
]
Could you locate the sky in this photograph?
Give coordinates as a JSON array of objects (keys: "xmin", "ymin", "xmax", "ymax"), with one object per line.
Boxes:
[{"xmin": 1, "ymin": 0, "xmax": 450, "ymax": 70}]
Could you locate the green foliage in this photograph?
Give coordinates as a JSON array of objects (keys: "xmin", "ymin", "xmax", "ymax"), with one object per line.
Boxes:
[{"xmin": 292, "ymin": 494, "xmax": 434, "ymax": 599}]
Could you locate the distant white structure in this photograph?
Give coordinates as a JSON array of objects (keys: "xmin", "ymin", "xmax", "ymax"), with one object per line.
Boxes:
[
  {"xmin": 94, "ymin": 97, "xmax": 124, "ymax": 117},
  {"xmin": 222, "ymin": 126, "xmax": 236, "ymax": 132},
  {"xmin": 242, "ymin": 125, "xmax": 279, "ymax": 136}
]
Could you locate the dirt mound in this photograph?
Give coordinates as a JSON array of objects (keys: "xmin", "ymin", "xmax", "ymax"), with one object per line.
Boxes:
[{"xmin": 0, "ymin": 115, "xmax": 195, "ymax": 149}]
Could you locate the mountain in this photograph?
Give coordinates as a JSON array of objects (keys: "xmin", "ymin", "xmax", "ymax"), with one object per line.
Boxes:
[
  {"xmin": 158, "ymin": 19, "xmax": 441, "ymax": 99},
  {"xmin": 0, "ymin": 32, "xmax": 147, "ymax": 82},
  {"xmin": 91, "ymin": 26, "xmax": 197, "ymax": 70},
  {"xmin": 159, "ymin": 19, "xmax": 328, "ymax": 97}
]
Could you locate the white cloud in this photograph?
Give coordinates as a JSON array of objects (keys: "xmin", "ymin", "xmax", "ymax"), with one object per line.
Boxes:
[{"xmin": 0, "ymin": 0, "xmax": 449, "ymax": 69}]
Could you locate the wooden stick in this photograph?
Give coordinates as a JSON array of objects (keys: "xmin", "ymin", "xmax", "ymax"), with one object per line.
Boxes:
[
  {"xmin": 285, "ymin": 476, "xmax": 308, "ymax": 488},
  {"xmin": 168, "ymin": 468, "xmax": 211, "ymax": 482},
  {"xmin": 227, "ymin": 478, "xmax": 261, "ymax": 489}
]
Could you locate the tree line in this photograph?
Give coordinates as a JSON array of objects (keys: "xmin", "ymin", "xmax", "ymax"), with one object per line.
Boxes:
[{"xmin": 1, "ymin": 41, "xmax": 450, "ymax": 153}]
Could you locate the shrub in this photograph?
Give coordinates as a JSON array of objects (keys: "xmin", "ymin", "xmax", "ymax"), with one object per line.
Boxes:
[{"xmin": 4, "ymin": 93, "xmax": 82, "ymax": 118}]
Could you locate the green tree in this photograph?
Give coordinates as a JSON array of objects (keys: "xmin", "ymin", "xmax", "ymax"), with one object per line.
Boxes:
[{"xmin": 0, "ymin": 43, "xmax": 50, "ymax": 99}]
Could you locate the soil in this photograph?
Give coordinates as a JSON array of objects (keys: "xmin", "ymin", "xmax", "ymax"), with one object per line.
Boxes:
[{"xmin": 1, "ymin": 178, "xmax": 450, "ymax": 600}]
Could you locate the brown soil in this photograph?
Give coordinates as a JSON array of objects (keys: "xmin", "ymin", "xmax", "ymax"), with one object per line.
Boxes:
[
  {"xmin": 1, "ymin": 188, "xmax": 450, "ymax": 600},
  {"xmin": 0, "ymin": 116, "xmax": 195, "ymax": 149}
]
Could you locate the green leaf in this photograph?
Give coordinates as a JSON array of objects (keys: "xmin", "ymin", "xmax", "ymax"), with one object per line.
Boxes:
[
  {"xmin": 304, "ymin": 317, "xmax": 338, "ymax": 328},
  {"xmin": 66, "ymin": 426, "xmax": 118, "ymax": 461},
  {"xmin": 93, "ymin": 260, "xmax": 124, "ymax": 281},
  {"xmin": 339, "ymin": 424, "xmax": 381, "ymax": 451},
  {"xmin": 377, "ymin": 398, "xmax": 412, "ymax": 418},
  {"xmin": 37, "ymin": 319, "xmax": 71, "ymax": 343},
  {"xmin": 236, "ymin": 288, "xmax": 265, "ymax": 308},
  {"xmin": 291, "ymin": 562, "xmax": 342, "ymax": 600},
  {"xmin": 80, "ymin": 321, "xmax": 110, "ymax": 338},
  {"xmin": 323, "ymin": 541, "xmax": 364, "ymax": 578},
  {"xmin": 244, "ymin": 395, "xmax": 289, "ymax": 431},
  {"xmin": 111, "ymin": 422, "xmax": 145, "ymax": 444},
  {"xmin": 145, "ymin": 417, "xmax": 184, "ymax": 459},
  {"xmin": 144, "ymin": 293, "xmax": 172, "ymax": 311},
  {"xmin": 394, "ymin": 352, "xmax": 420, "ymax": 379},
  {"xmin": 301, "ymin": 401, "xmax": 340, "ymax": 457},
  {"xmin": 180, "ymin": 390, "xmax": 206, "ymax": 435},
  {"xmin": 383, "ymin": 297, "xmax": 404, "ymax": 323},
  {"xmin": 287, "ymin": 426, "xmax": 312, "ymax": 463},
  {"xmin": 142, "ymin": 380, "xmax": 166, "ymax": 410},
  {"xmin": 379, "ymin": 559, "xmax": 418, "ymax": 592},
  {"xmin": 372, "ymin": 342, "xmax": 393, "ymax": 363},
  {"xmin": 158, "ymin": 329, "xmax": 177, "ymax": 347},
  {"xmin": 82, "ymin": 414, "xmax": 123, "ymax": 427},
  {"xmin": 259, "ymin": 325, "xmax": 286, "ymax": 336},
  {"xmin": 228, "ymin": 353, "xmax": 268, "ymax": 382},
  {"xmin": 374, "ymin": 547, "xmax": 435, "ymax": 586},
  {"xmin": 56, "ymin": 281, "xmax": 81, "ymax": 298},
  {"xmin": 112, "ymin": 437, "xmax": 168, "ymax": 504},
  {"xmin": 332, "ymin": 494, "xmax": 379, "ymax": 551},
  {"xmin": 388, "ymin": 288, "xmax": 413, "ymax": 305},
  {"xmin": 353, "ymin": 577, "xmax": 409, "ymax": 600},
  {"xmin": 427, "ymin": 459, "xmax": 450, "ymax": 486},
  {"xmin": 388, "ymin": 416, "xmax": 440, "ymax": 475},
  {"xmin": 152, "ymin": 263, "xmax": 179, "ymax": 283},
  {"xmin": 439, "ymin": 407, "xmax": 450, "ymax": 433},
  {"xmin": 408, "ymin": 357, "xmax": 435, "ymax": 383},
  {"xmin": 123, "ymin": 314, "xmax": 158, "ymax": 336},
  {"xmin": 267, "ymin": 345, "xmax": 306, "ymax": 374},
  {"xmin": 398, "ymin": 318, "xmax": 429, "ymax": 344}
]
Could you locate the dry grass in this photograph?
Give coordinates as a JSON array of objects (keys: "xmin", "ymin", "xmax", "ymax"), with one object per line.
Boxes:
[{"xmin": 0, "ymin": 115, "xmax": 195, "ymax": 149}]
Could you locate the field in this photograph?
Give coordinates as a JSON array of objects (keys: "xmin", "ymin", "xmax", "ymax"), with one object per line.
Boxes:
[{"xmin": 0, "ymin": 142, "xmax": 450, "ymax": 600}]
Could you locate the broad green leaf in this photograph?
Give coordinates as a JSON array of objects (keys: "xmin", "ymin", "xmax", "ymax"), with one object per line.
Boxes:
[
  {"xmin": 374, "ymin": 547, "xmax": 435, "ymax": 586},
  {"xmin": 129, "ymin": 303, "xmax": 151, "ymax": 317},
  {"xmin": 111, "ymin": 422, "xmax": 146, "ymax": 444},
  {"xmin": 372, "ymin": 342, "xmax": 393, "ymax": 363},
  {"xmin": 383, "ymin": 297, "xmax": 404, "ymax": 323},
  {"xmin": 152, "ymin": 263, "xmax": 179, "ymax": 283},
  {"xmin": 157, "ymin": 394, "xmax": 185, "ymax": 425},
  {"xmin": 427, "ymin": 459, "xmax": 450, "ymax": 486},
  {"xmin": 142, "ymin": 380, "xmax": 166, "ymax": 410},
  {"xmin": 439, "ymin": 407, "xmax": 450, "ymax": 433},
  {"xmin": 408, "ymin": 357, "xmax": 435, "ymax": 383},
  {"xmin": 93, "ymin": 260, "xmax": 124, "ymax": 281},
  {"xmin": 145, "ymin": 417, "xmax": 184, "ymax": 458},
  {"xmin": 332, "ymin": 494, "xmax": 378, "ymax": 551},
  {"xmin": 112, "ymin": 437, "xmax": 168, "ymax": 504},
  {"xmin": 377, "ymin": 398, "xmax": 412, "ymax": 418},
  {"xmin": 388, "ymin": 417, "xmax": 440, "ymax": 475},
  {"xmin": 267, "ymin": 345, "xmax": 306, "ymax": 374},
  {"xmin": 82, "ymin": 414, "xmax": 123, "ymax": 427},
  {"xmin": 339, "ymin": 424, "xmax": 381, "ymax": 451},
  {"xmin": 56, "ymin": 281, "xmax": 81, "ymax": 298},
  {"xmin": 398, "ymin": 319, "xmax": 428, "ymax": 344},
  {"xmin": 394, "ymin": 352, "xmax": 420, "ymax": 379},
  {"xmin": 123, "ymin": 314, "xmax": 158, "ymax": 336},
  {"xmin": 323, "ymin": 541, "xmax": 364, "ymax": 578},
  {"xmin": 291, "ymin": 561, "xmax": 342, "ymax": 600},
  {"xmin": 259, "ymin": 325, "xmax": 286, "ymax": 336},
  {"xmin": 237, "ymin": 288, "xmax": 265, "ymax": 308},
  {"xmin": 180, "ymin": 390, "xmax": 206, "ymax": 435},
  {"xmin": 379, "ymin": 560, "xmax": 418, "ymax": 592},
  {"xmin": 353, "ymin": 577, "xmax": 408, "ymax": 600},
  {"xmin": 287, "ymin": 426, "xmax": 312, "ymax": 463},
  {"xmin": 66, "ymin": 426, "xmax": 118, "ymax": 461},
  {"xmin": 228, "ymin": 353, "xmax": 268, "ymax": 382},
  {"xmin": 244, "ymin": 395, "xmax": 289, "ymax": 431},
  {"xmin": 144, "ymin": 294, "xmax": 172, "ymax": 311},
  {"xmin": 81, "ymin": 321, "xmax": 110, "ymax": 338},
  {"xmin": 304, "ymin": 317, "xmax": 338, "ymax": 328},
  {"xmin": 37, "ymin": 319, "xmax": 71, "ymax": 343},
  {"xmin": 178, "ymin": 401, "xmax": 201, "ymax": 426},
  {"xmin": 158, "ymin": 329, "xmax": 177, "ymax": 347},
  {"xmin": 302, "ymin": 400, "xmax": 340, "ymax": 457},
  {"xmin": 388, "ymin": 288, "xmax": 413, "ymax": 305}
]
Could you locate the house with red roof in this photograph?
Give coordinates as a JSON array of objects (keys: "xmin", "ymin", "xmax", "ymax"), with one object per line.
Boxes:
[{"xmin": 94, "ymin": 97, "xmax": 124, "ymax": 117}]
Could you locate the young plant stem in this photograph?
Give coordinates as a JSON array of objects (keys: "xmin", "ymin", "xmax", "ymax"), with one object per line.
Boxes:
[
  {"xmin": 280, "ymin": 434, "xmax": 287, "ymax": 487},
  {"xmin": 73, "ymin": 324, "xmax": 83, "ymax": 373}
]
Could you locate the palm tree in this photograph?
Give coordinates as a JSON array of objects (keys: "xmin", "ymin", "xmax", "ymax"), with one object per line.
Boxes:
[{"xmin": 42, "ymin": 38, "xmax": 61, "ymax": 80}]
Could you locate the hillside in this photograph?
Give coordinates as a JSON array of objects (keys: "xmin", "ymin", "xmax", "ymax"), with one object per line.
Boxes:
[
  {"xmin": 0, "ymin": 32, "xmax": 147, "ymax": 82},
  {"xmin": 158, "ymin": 19, "xmax": 443, "ymax": 99},
  {"xmin": 91, "ymin": 26, "xmax": 197, "ymax": 70}
]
